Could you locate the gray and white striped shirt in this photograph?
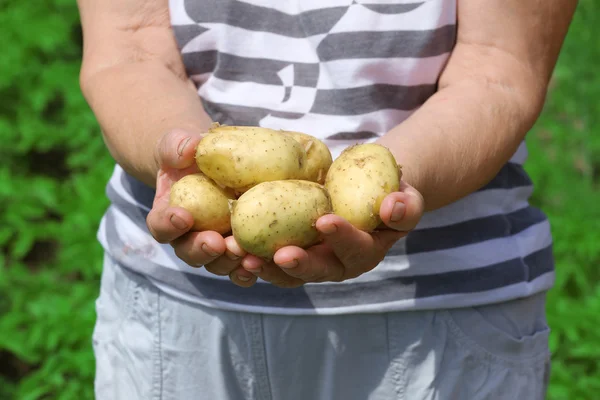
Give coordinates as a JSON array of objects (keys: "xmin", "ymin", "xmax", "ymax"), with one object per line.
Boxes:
[{"xmin": 98, "ymin": 0, "xmax": 554, "ymax": 314}]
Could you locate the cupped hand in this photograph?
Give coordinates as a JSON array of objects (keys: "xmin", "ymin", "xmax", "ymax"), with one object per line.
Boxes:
[
  {"xmin": 240, "ymin": 181, "xmax": 425, "ymax": 287},
  {"xmin": 145, "ymin": 129, "xmax": 257, "ymax": 287}
]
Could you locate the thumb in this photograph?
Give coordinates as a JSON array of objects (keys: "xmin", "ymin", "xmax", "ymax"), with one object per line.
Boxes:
[
  {"xmin": 155, "ymin": 129, "xmax": 205, "ymax": 170},
  {"xmin": 379, "ymin": 182, "xmax": 425, "ymax": 232}
]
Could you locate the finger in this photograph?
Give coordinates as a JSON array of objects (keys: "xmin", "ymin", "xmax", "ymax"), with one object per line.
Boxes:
[
  {"xmin": 224, "ymin": 236, "xmax": 247, "ymax": 260},
  {"xmin": 147, "ymin": 168, "xmax": 198, "ymax": 243},
  {"xmin": 314, "ymin": 214, "xmax": 403, "ymax": 279},
  {"xmin": 146, "ymin": 174, "xmax": 194, "ymax": 244},
  {"xmin": 153, "ymin": 169, "xmax": 172, "ymax": 203},
  {"xmin": 241, "ymin": 254, "xmax": 305, "ymax": 288},
  {"xmin": 379, "ymin": 182, "xmax": 425, "ymax": 232},
  {"xmin": 229, "ymin": 266, "xmax": 257, "ymax": 288},
  {"xmin": 204, "ymin": 237, "xmax": 247, "ymax": 276},
  {"xmin": 317, "ymin": 214, "xmax": 402, "ymax": 266},
  {"xmin": 273, "ymin": 243, "xmax": 346, "ymax": 282},
  {"xmin": 170, "ymin": 231, "xmax": 226, "ymax": 267},
  {"xmin": 155, "ymin": 129, "xmax": 204, "ymax": 170},
  {"xmin": 205, "ymin": 255, "xmax": 242, "ymax": 276},
  {"xmin": 146, "ymin": 207, "xmax": 193, "ymax": 244}
]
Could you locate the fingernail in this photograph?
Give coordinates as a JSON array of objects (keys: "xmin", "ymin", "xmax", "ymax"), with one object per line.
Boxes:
[
  {"xmin": 170, "ymin": 214, "xmax": 189, "ymax": 230},
  {"xmin": 390, "ymin": 202, "xmax": 406, "ymax": 222},
  {"xmin": 201, "ymin": 243, "xmax": 220, "ymax": 257},
  {"xmin": 237, "ymin": 275, "xmax": 252, "ymax": 282},
  {"xmin": 225, "ymin": 250, "xmax": 240, "ymax": 260},
  {"xmin": 177, "ymin": 137, "xmax": 191, "ymax": 156},
  {"xmin": 319, "ymin": 224, "xmax": 337, "ymax": 235},
  {"xmin": 278, "ymin": 259, "xmax": 298, "ymax": 269}
]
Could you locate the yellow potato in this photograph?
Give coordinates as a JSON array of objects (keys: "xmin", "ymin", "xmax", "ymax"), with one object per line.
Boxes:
[
  {"xmin": 169, "ymin": 173, "xmax": 235, "ymax": 234},
  {"xmin": 280, "ymin": 130, "xmax": 333, "ymax": 184},
  {"xmin": 195, "ymin": 125, "xmax": 307, "ymax": 192},
  {"xmin": 325, "ymin": 143, "xmax": 401, "ymax": 232},
  {"xmin": 230, "ymin": 180, "xmax": 333, "ymax": 259}
]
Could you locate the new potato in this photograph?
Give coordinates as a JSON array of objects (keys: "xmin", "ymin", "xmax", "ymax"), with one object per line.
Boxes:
[
  {"xmin": 195, "ymin": 125, "xmax": 307, "ymax": 192},
  {"xmin": 325, "ymin": 143, "xmax": 401, "ymax": 232},
  {"xmin": 280, "ymin": 130, "xmax": 333, "ymax": 184},
  {"xmin": 169, "ymin": 173, "xmax": 235, "ymax": 234},
  {"xmin": 178, "ymin": 125, "xmax": 400, "ymax": 258},
  {"xmin": 230, "ymin": 180, "xmax": 333, "ymax": 259}
]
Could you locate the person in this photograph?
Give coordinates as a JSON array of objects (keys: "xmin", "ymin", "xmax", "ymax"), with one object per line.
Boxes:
[{"xmin": 76, "ymin": 0, "xmax": 577, "ymax": 398}]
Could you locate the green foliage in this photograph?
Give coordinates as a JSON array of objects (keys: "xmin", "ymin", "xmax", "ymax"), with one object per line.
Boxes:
[
  {"xmin": 526, "ymin": 1, "xmax": 600, "ymax": 397},
  {"xmin": 0, "ymin": 0, "xmax": 112, "ymax": 398},
  {"xmin": 0, "ymin": 0, "xmax": 598, "ymax": 399}
]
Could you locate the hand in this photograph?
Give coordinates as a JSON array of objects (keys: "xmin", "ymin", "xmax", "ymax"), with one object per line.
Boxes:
[
  {"xmin": 240, "ymin": 181, "xmax": 425, "ymax": 287},
  {"xmin": 145, "ymin": 129, "xmax": 257, "ymax": 287}
]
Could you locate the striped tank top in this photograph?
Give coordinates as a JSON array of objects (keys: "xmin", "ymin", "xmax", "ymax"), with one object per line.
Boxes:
[{"xmin": 97, "ymin": 0, "xmax": 555, "ymax": 314}]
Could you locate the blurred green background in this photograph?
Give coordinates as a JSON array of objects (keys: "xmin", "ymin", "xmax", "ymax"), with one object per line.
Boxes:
[{"xmin": 0, "ymin": 0, "xmax": 598, "ymax": 399}]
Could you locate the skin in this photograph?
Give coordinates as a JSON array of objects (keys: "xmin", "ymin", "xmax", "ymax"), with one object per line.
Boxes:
[{"xmin": 77, "ymin": 0, "xmax": 577, "ymax": 287}]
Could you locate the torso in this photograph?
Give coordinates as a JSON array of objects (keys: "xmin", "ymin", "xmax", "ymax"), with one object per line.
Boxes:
[{"xmin": 97, "ymin": 0, "xmax": 554, "ymax": 315}]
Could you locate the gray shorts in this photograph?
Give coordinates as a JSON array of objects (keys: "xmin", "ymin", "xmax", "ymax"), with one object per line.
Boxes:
[{"xmin": 93, "ymin": 254, "xmax": 551, "ymax": 400}]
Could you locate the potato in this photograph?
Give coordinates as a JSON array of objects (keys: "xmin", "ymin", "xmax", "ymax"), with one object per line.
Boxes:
[
  {"xmin": 195, "ymin": 125, "xmax": 307, "ymax": 192},
  {"xmin": 230, "ymin": 180, "xmax": 332, "ymax": 259},
  {"xmin": 325, "ymin": 143, "xmax": 401, "ymax": 232},
  {"xmin": 280, "ymin": 130, "xmax": 333, "ymax": 184},
  {"xmin": 169, "ymin": 173, "xmax": 235, "ymax": 234}
]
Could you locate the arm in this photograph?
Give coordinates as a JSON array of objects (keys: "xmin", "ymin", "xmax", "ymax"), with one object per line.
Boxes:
[
  {"xmin": 249, "ymin": 0, "xmax": 577, "ymax": 286},
  {"xmin": 77, "ymin": 0, "xmax": 213, "ymax": 187},
  {"xmin": 78, "ymin": 0, "xmax": 257, "ymax": 286},
  {"xmin": 377, "ymin": 0, "xmax": 578, "ymax": 211}
]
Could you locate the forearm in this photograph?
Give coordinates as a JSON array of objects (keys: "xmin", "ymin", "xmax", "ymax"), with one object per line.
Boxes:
[
  {"xmin": 377, "ymin": 75, "xmax": 543, "ymax": 212},
  {"xmin": 81, "ymin": 62, "xmax": 212, "ymax": 187},
  {"xmin": 77, "ymin": 0, "xmax": 212, "ymax": 187},
  {"xmin": 378, "ymin": 0, "xmax": 576, "ymax": 212}
]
